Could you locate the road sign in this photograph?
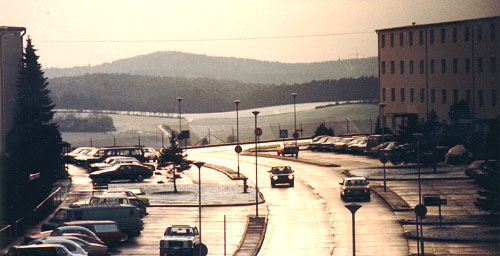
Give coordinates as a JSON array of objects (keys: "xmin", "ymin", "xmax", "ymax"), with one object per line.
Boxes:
[
  {"xmin": 181, "ymin": 130, "xmax": 190, "ymax": 139},
  {"xmin": 414, "ymin": 204, "xmax": 427, "ymax": 217},
  {"xmin": 293, "ymin": 131, "xmax": 299, "ymax": 139},
  {"xmin": 234, "ymin": 145, "xmax": 242, "ymax": 153},
  {"xmin": 380, "ymin": 154, "xmax": 388, "ymax": 164},
  {"xmin": 279, "ymin": 129, "xmax": 288, "ymax": 139},
  {"xmin": 194, "ymin": 243, "xmax": 208, "ymax": 256},
  {"xmin": 254, "ymin": 127, "xmax": 262, "ymax": 136}
]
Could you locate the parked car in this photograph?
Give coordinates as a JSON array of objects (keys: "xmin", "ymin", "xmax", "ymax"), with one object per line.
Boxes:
[
  {"xmin": 366, "ymin": 134, "xmax": 395, "ymax": 153},
  {"xmin": 28, "ymin": 237, "xmax": 88, "ymax": 256},
  {"xmin": 88, "ymin": 156, "xmax": 147, "ymax": 173},
  {"xmin": 89, "ymin": 163, "xmax": 153, "ymax": 183},
  {"xmin": 276, "ymin": 141, "xmax": 299, "ymax": 157},
  {"xmin": 159, "ymin": 225, "xmax": 200, "ymax": 256},
  {"xmin": 268, "ymin": 166, "xmax": 295, "ymax": 187},
  {"xmin": 93, "ymin": 193, "xmax": 148, "ymax": 217},
  {"xmin": 339, "ymin": 177, "xmax": 370, "ymax": 201},
  {"xmin": 142, "ymin": 147, "xmax": 159, "ymax": 162},
  {"xmin": 316, "ymin": 136, "xmax": 340, "ymax": 152},
  {"xmin": 77, "ymin": 147, "xmax": 148, "ymax": 166},
  {"xmin": 332, "ymin": 137, "xmax": 356, "ymax": 152},
  {"xmin": 104, "ymin": 189, "xmax": 150, "ymax": 206},
  {"xmin": 23, "ymin": 230, "xmax": 105, "ymax": 246},
  {"xmin": 308, "ymin": 136, "xmax": 329, "ymax": 151},
  {"xmin": 42, "ymin": 204, "xmax": 143, "ymax": 237},
  {"xmin": 7, "ymin": 244, "xmax": 74, "ymax": 256},
  {"xmin": 347, "ymin": 138, "xmax": 368, "ymax": 154},
  {"xmin": 63, "ymin": 220, "xmax": 124, "ymax": 245},
  {"xmin": 51, "ymin": 236, "xmax": 109, "ymax": 256}
]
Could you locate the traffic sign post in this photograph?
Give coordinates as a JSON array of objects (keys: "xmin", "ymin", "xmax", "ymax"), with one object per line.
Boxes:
[
  {"xmin": 254, "ymin": 127, "xmax": 262, "ymax": 137},
  {"xmin": 423, "ymin": 194, "xmax": 447, "ymax": 227},
  {"xmin": 279, "ymin": 129, "xmax": 288, "ymax": 139}
]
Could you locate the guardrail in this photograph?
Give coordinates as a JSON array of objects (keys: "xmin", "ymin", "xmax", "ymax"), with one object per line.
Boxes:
[{"xmin": 0, "ymin": 186, "xmax": 68, "ymax": 249}]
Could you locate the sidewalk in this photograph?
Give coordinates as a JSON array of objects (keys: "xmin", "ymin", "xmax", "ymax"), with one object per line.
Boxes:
[{"xmin": 258, "ymin": 150, "xmax": 500, "ymax": 255}]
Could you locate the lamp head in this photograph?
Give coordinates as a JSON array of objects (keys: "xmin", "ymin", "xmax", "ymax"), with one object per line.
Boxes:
[
  {"xmin": 176, "ymin": 97, "xmax": 183, "ymax": 101},
  {"xmin": 378, "ymin": 102, "xmax": 386, "ymax": 109},
  {"xmin": 194, "ymin": 161, "xmax": 205, "ymax": 169},
  {"xmin": 252, "ymin": 111, "xmax": 260, "ymax": 116},
  {"xmin": 233, "ymin": 100, "xmax": 240, "ymax": 105}
]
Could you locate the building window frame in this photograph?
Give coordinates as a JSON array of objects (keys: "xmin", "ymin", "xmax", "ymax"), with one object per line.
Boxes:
[
  {"xmin": 399, "ymin": 32, "xmax": 404, "ymax": 47},
  {"xmin": 491, "ymin": 57, "xmax": 496, "ymax": 73},
  {"xmin": 453, "ymin": 58, "xmax": 458, "ymax": 73},
  {"xmin": 477, "ymin": 24, "xmax": 482, "ymax": 41},
  {"xmin": 478, "ymin": 89, "xmax": 484, "ymax": 106},
  {"xmin": 453, "ymin": 89, "xmax": 458, "ymax": 104},
  {"xmin": 430, "ymin": 29, "xmax": 434, "ymax": 44},
  {"xmin": 381, "ymin": 34, "xmax": 385, "ymax": 48},
  {"xmin": 464, "ymin": 26, "xmax": 470, "ymax": 42},
  {"xmin": 391, "ymin": 61, "xmax": 395, "ymax": 74},
  {"xmin": 410, "ymin": 60, "xmax": 414, "ymax": 74},
  {"xmin": 410, "ymin": 88, "xmax": 415, "ymax": 102},
  {"xmin": 409, "ymin": 31, "xmax": 413, "ymax": 46},
  {"xmin": 452, "ymin": 27, "xmax": 457, "ymax": 43},
  {"xmin": 391, "ymin": 88, "xmax": 396, "ymax": 102},
  {"xmin": 420, "ymin": 88, "xmax": 425, "ymax": 103},
  {"xmin": 382, "ymin": 88, "xmax": 386, "ymax": 102},
  {"xmin": 419, "ymin": 60, "xmax": 424, "ymax": 74},
  {"xmin": 400, "ymin": 60, "xmax": 404, "ymax": 74},
  {"xmin": 419, "ymin": 30, "xmax": 424, "ymax": 45},
  {"xmin": 491, "ymin": 23, "xmax": 496, "ymax": 40},
  {"xmin": 478, "ymin": 57, "xmax": 483, "ymax": 73},
  {"xmin": 401, "ymin": 88, "xmax": 405, "ymax": 102},
  {"xmin": 466, "ymin": 89, "xmax": 471, "ymax": 104},
  {"xmin": 430, "ymin": 59, "xmax": 435, "ymax": 74},
  {"xmin": 441, "ymin": 28, "xmax": 446, "ymax": 43},
  {"xmin": 441, "ymin": 59, "xmax": 446, "ymax": 74},
  {"xmin": 390, "ymin": 33, "xmax": 394, "ymax": 47},
  {"xmin": 492, "ymin": 89, "xmax": 497, "ymax": 107},
  {"xmin": 431, "ymin": 89, "xmax": 436, "ymax": 103},
  {"xmin": 442, "ymin": 89, "xmax": 447, "ymax": 104},
  {"xmin": 381, "ymin": 61, "xmax": 386, "ymax": 74},
  {"xmin": 465, "ymin": 58, "xmax": 471, "ymax": 73}
]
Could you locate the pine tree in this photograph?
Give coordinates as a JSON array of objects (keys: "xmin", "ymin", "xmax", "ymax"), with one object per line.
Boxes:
[
  {"xmin": 158, "ymin": 133, "xmax": 193, "ymax": 193},
  {"xmin": 6, "ymin": 38, "xmax": 63, "ymax": 188},
  {"xmin": 313, "ymin": 122, "xmax": 334, "ymax": 137}
]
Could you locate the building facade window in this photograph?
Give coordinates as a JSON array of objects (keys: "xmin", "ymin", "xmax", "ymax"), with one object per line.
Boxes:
[
  {"xmin": 478, "ymin": 89, "xmax": 483, "ymax": 106},
  {"xmin": 431, "ymin": 89, "xmax": 436, "ymax": 103},
  {"xmin": 441, "ymin": 59, "xmax": 446, "ymax": 73},
  {"xmin": 441, "ymin": 28, "xmax": 446, "ymax": 43},
  {"xmin": 453, "ymin": 89, "xmax": 458, "ymax": 104},
  {"xmin": 382, "ymin": 88, "xmax": 386, "ymax": 102},
  {"xmin": 391, "ymin": 61, "xmax": 395, "ymax": 74},
  {"xmin": 442, "ymin": 89, "xmax": 447, "ymax": 104},
  {"xmin": 391, "ymin": 88, "xmax": 396, "ymax": 102},
  {"xmin": 400, "ymin": 60, "xmax": 404, "ymax": 74},
  {"xmin": 381, "ymin": 34, "xmax": 385, "ymax": 48},
  {"xmin": 401, "ymin": 88, "xmax": 405, "ymax": 102},
  {"xmin": 430, "ymin": 59, "xmax": 435, "ymax": 73},
  {"xmin": 390, "ymin": 33, "xmax": 394, "ymax": 47},
  {"xmin": 477, "ymin": 24, "xmax": 483, "ymax": 41},
  {"xmin": 465, "ymin": 58, "xmax": 471, "ymax": 73},
  {"xmin": 419, "ymin": 30, "xmax": 424, "ymax": 45},
  {"xmin": 464, "ymin": 26, "xmax": 470, "ymax": 41},
  {"xmin": 466, "ymin": 89, "xmax": 471, "ymax": 104},
  {"xmin": 491, "ymin": 23, "xmax": 496, "ymax": 40},
  {"xmin": 492, "ymin": 90, "xmax": 497, "ymax": 106},
  {"xmin": 410, "ymin": 60, "xmax": 414, "ymax": 74},
  {"xmin": 381, "ymin": 61, "xmax": 386, "ymax": 74},
  {"xmin": 419, "ymin": 60, "xmax": 424, "ymax": 74},
  {"xmin": 410, "ymin": 88, "xmax": 415, "ymax": 102},
  {"xmin": 478, "ymin": 57, "xmax": 483, "ymax": 73},
  {"xmin": 430, "ymin": 29, "xmax": 434, "ymax": 44},
  {"xmin": 399, "ymin": 32, "xmax": 404, "ymax": 47},
  {"xmin": 420, "ymin": 88, "xmax": 425, "ymax": 103},
  {"xmin": 409, "ymin": 31, "xmax": 413, "ymax": 46},
  {"xmin": 491, "ymin": 57, "xmax": 496, "ymax": 73},
  {"xmin": 453, "ymin": 58, "xmax": 458, "ymax": 73},
  {"xmin": 453, "ymin": 27, "xmax": 457, "ymax": 42}
]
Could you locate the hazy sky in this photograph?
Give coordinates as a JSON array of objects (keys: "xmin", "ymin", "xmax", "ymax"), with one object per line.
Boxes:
[{"xmin": 2, "ymin": 0, "xmax": 500, "ymax": 68}]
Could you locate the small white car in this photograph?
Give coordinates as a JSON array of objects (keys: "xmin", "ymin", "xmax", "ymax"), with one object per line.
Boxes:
[
  {"xmin": 159, "ymin": 225, "xmax": 200, "ymax": 256},
  {"xmin": 339, "ymin": 177, "xmax": 370, "ymax": 201}
]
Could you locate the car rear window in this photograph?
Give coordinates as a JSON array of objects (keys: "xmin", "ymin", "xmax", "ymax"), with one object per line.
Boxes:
[{"xmin": 94, "ymin": 224, "xmax": 119, "ymax": 232}]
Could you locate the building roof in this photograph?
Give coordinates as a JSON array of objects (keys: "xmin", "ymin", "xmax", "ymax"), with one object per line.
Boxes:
[{"xmin": 376, "ymin": 16, "xmax": 500, "ymax": 33}]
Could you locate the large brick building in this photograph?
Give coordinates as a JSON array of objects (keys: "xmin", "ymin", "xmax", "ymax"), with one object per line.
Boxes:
[
  {"xmin": 376, "ymin": 16, "xmax": 499, "ymax": 132},
  {"xmin": 0, "ymin": 26, "xmax": 26, "ymax": 155}
]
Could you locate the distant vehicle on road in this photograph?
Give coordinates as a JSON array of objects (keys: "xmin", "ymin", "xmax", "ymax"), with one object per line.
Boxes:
[
  {"xmin": 339, "ymin": 177, "xmax": 370, "ymax": 201},
  {"xmin": 276, "ymin": 141, "xmax": 299, "ymax": 157},
  {"xmin": 159, "ymin": 225, "xmax": 200, "ymax": 256},
  {"xmin": 89, "ymin": 163, "xmax": 153, "ymax": 183},
  {"xmin": 269, "ymin": 166, "xmax": 295, "ymax": 187}
]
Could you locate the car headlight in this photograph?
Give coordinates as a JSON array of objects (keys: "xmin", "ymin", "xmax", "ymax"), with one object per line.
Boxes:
[
  {"xmin": 272, "ymin": 175, "xmax": 278, "ymax": 180},
  {"xmin": 288, "ymin": 175, "xmax": 294, "ymax": 180}
]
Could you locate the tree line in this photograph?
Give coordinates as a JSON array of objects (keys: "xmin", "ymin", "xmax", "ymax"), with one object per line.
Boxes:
[{"xmin": 48, "ymin": 74, "xmax": 378, "ymax": 113}]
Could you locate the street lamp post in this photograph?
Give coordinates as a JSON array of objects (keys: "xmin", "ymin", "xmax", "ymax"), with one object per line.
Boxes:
[
  {"xmin": 379, "ymin": 103, "xmax": 387, "ymax": 192},
  {"xmin": 413, "ymin": 132, "xmax": 424, "ymax": 255},
  {"xmin": 252, "ymin": 110, "xmax": 260, "ymax": 217},
  {"xmin": 234, "ymin": 100, "xmax": 241, "ymax": 177},
  {"xmin": 345, "ymin": 203, "xmax": 362, "ymax": 256},
  {"xmin": 194, "ymin": 161, "xmax": 205, "ymax": 253},
  {"xmin": 291, "ymin": 93, "xmax": 298, "ymax": 159},
  {"xmin": 176, "ymin": 97, "xmax": 183, "ymax": 138}
]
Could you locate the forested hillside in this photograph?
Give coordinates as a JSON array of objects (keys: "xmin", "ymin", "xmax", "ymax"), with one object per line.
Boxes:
[
  {"xmin": 45, "ymin": 51, "xmax": 377, "ymax": 84},
  {"xmin": 48, "ymin": 74, "xmax": 378, "ymax": 113}
]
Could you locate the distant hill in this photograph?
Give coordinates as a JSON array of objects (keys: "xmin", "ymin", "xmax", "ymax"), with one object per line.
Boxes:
[{"xmin": 44, "ymin": 51, "xmax": 377, "ymax": 84}]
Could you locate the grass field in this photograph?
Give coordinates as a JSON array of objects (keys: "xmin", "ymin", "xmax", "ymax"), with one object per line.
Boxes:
[{"xmin": 58, "ymin": 102, "xmax": 378, "ymax": 148}]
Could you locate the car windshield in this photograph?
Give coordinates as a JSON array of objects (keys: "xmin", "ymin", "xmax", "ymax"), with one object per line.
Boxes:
[
  {"xmin": 166, "ymin": 227, "xmax": 194, "ymax": 236},
  {"xmin": 271, "ymin": 166, "xmax": 292, "ymax": 174}
]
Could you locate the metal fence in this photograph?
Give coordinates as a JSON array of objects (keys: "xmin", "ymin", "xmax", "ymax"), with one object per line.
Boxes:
[{"xmin": 0, "ymin": 186, "xmax": 68, "ymax": 248}]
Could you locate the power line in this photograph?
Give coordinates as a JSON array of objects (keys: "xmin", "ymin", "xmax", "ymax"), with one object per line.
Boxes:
[{"xmin": 37, "ymin": 31, "xmax": 373, "ymax": 43}]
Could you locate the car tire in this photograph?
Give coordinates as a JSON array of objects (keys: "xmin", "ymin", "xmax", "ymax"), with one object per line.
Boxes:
[
  {"xmin": 137, "ymin": 175, "xmax": 145, "ymax": 182},
  {"xmin": 271, "ymin": 182, "xmax": 276, "ymax": 188},
  {"xmin": 290, "ymin": 181, "xmax": 294, "ymax": 187}
]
